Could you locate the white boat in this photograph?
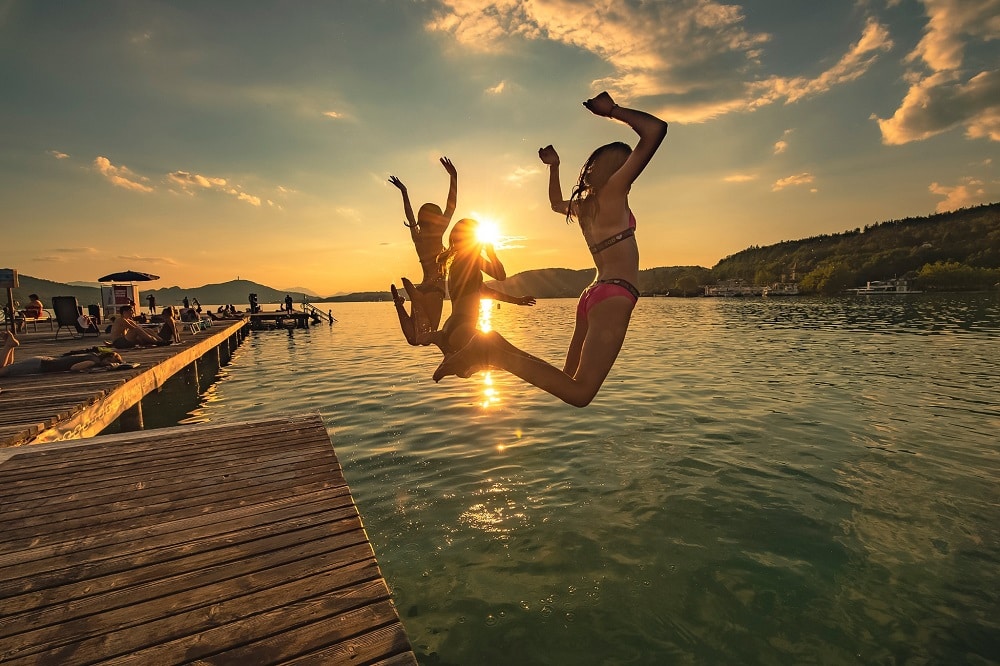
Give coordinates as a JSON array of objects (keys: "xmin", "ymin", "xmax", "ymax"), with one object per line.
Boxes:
[{"xmin": 849, "ymin": 279, "xmax": 922, "ymax": 295}]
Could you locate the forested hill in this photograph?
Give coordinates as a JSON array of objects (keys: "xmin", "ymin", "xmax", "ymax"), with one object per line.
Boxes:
[
  {"xmin": 489, "ymin": 265, "xmax": 713, "ymax": 298},
  {"xmin": 712, "ymin": 202, "xmax": 1000, "ymax": 293}
]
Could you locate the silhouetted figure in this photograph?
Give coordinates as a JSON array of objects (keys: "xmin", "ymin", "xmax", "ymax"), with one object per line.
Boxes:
[
  {"xmin": 284, "ymin": 294, "xmax": 293, "ymax": 313},
  {"xmin": 388, "ymin": 157, "xmax": 457, "ymax": 346},
  {"xmin": 424, "ymin": 218, "xmax": 534, "ymax": 357},
  {"xmin": 434, "ymin": 92, "xmax": 668, "ymax": 408},
  {"xmin": 146, "ymin": 294, "xmax": 156, "ymax": 314}
]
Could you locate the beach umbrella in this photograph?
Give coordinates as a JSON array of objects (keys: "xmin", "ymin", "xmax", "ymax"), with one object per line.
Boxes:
[{"xmin": 98, "ymin": 270, "xmax": 160, "ymax": 282}]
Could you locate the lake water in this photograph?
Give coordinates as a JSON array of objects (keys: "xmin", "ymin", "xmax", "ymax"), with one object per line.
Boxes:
[{"xmin": 179, "ymin": 294, "xmax": 999, "ymax": 665}]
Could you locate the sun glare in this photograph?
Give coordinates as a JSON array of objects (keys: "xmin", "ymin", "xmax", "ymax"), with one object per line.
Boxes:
[{"xmin": 474, "ymin": 216, "xmax": 501, "ymax": 246}]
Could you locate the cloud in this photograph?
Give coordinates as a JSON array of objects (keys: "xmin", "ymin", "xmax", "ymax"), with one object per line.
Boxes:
[
  {"xmin": 322, "ymin": 110, "xmax": 344, "ymax": 119},
  {"xmin": 772, "ymin": 172, "xmax": 815, "ymax": 191},
  {"xmin": 32, "ymin": 247, "xmax": 99, "ymax": 262},
  {"xmin": 506, "ymin": 165, "xmax": 541, "ymax": 186},
  {"xmin": 929, "ymin": 177, "xmax": 987, "ymax": 212},
  {"xmin": 773, "ymin": 129, "xmax": 793, "ymax": 155},
  {"xmin": 875, "ymin": 0, "xmax": 1000, "ymax": 144},
  {"xmin": 93, "ymin": 156, "xmax": 153, "ymax": 193},
  {"xmin": 231, "ymin": 189, "xmax": 261, "ymax": 207},
  {"xmin": 486, "ymin": 80, "xmax": 507, "ymax": 95},
  {"xmin": 116, "ymin": 254, "xmax": 179, "ymax": 265},
  {"xmin": 169, "ymin": 169, "xmax": 262, "ymax": 207},
  {"xmin": 428, "ymin": 1, "xmax": 892, "ymax": 123},
  {"xmin": 168, "ymin": 171, "xmax": 227, "ymax": 189},
  {"xmin": 723, "ymin": 173, "xmax": 757, "ymax": 183},
  {"xmin": 47, "ymin": 150, "xmax": 69, "ymax": 160},
  {"xmin": 748, "ymin": 19, "xmax": 893, "ymax": 108}
]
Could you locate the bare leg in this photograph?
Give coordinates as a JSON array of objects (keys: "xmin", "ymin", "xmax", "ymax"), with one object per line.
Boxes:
[
  {"xmin": 125, "ymin": 326, "xmax": 167, "ymax": 346},
  {"xmin": 390, "ymin": 283, "xmax": 417, "ymax": 345},
  {"xmin": 434, "ymin": 298, "xmax": 634, "ymax": 407},
  {"xmin": 401, "ymin": 277, "xmax": 438, "ymax": 345},
  {"xmin": 2, "ymin": 331, "xmax": 19, "ymax": 368}
]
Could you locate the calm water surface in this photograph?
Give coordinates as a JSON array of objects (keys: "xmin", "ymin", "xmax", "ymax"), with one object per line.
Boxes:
[{"xmin": 182, "ymin": 294, "xmax": 1000, "ymax": 665}]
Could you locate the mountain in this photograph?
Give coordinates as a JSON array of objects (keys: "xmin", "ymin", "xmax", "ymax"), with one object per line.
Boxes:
[
  {"xmin": 486, "ymin": 265, "xmax": 713, "ymax": 298},
  {"xmin": 4, "ymin": 277, "xmax": 307, "ymax": 311},
  {"xmin": 4, "ymin": 275, "xmax": 102, "ymax": 310},
  {"xmin": 142, "ymin": 280, "xmax": 302, "ymax": 307},
  {"xmin": 711, "ymin": 202, "xmax": 1000, "ymax": 293},
  {"xmin": 11, "ymin": 204, "xmax": 996, "ymax": 309},
  {"xmin": 283, "ymin": 286, "xmax": 320, "ymax": 297}
]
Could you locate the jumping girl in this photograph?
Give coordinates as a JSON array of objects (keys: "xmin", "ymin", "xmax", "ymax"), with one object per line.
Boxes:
[{"xmin": 433, "ymin": 92, "xmax": 668, "ymax": 407}]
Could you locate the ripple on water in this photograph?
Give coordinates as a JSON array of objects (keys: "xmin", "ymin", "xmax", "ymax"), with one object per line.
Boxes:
[{"xmin": 180, "ymin": 295, "xmax": 999, "ymax": 664}]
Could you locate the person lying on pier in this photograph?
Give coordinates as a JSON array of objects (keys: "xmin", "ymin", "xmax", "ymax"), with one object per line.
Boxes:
[
  {"xmin": 109, "ymin": 305, "xmax": 170, "ymax": 348},
  {"xmin": 425, "ymin": 218, "xmax": 535, "ymax": 357},
  {"xmin": 388, "ymin": 156, "xmax": 457, "ymax": 346},
  {"xmin": 433, "ymin": 92, "xmax": 668, "ymax": 408},
  {"xmin": 1, "ymin": 332, "xmax": 125, "ymax": 376}
]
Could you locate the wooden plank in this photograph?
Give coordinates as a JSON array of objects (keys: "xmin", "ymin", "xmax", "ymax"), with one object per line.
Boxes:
[
  {"xmin": 0, "ymin": 415, "xmax": 415, "ymax": 664},
  {"xmin": 0, "ymin": 320, "xmax": 247, "ymax": 447}
]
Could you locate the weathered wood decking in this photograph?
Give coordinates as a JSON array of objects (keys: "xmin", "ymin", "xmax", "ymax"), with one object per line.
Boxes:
[
  {"xmin": 0, "ymin": 413, "xmax": 416, "ymax": 665},
  {"xmin": 0, "ymin": 320, "xmax": 247, "ymax": 447}
]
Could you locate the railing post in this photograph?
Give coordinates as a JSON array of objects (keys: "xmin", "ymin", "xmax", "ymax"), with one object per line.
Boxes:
[{"xmin": 120, "ymin": 401, "xmax": 144, "ymax": 432}]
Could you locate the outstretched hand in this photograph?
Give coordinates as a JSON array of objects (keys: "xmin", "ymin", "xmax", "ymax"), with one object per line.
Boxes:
[
  {"xmin": 440, "ymin": 156, "xmax": 457, "ymax": 176},
  {"xmin": 583, "ymin": 91, "xmax": 616, "ymax": 117},
  {"xmin": 388, "ymin": 175, "xmax": 406, "ymax": 192},
  {"xmin": 538, "ymin": 145, "xmax": 560, "ymax": 166},
  {"xmin": 518, "ymin": 296, "xmax": 536, "ymax": 307}
]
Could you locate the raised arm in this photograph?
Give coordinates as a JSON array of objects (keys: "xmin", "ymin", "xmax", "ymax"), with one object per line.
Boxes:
[
  {"xmin": 388, "ymin": 176, "xmax": 418, "ymax": 230},
  {"xmin": 538, "ymin": 145, "xmax": 570, "ymax": 216},
  {"xmin": 481, "ymin": 243, "xmax": 506, "ymax": 281},
  {"xmin": 584, "ymin": 92, "xmax": 668, "ymax": 194},
  {"xmin": 440, "ymin": 157, "xmax": 458, "ymax": 221}
]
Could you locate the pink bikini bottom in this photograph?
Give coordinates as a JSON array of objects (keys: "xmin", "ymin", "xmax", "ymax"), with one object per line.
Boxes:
[{"xmin": 576, "ymin": 279, "xmax": 640, "ymax": 320}]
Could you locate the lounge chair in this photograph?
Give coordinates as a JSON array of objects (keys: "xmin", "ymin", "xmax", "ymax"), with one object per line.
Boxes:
[
  {"xmin": 52, "ymin": 296, "xmax": 99, "ymax": 339},
  {"xmin": 19, "ymin": 308, "xmax": 53, "ymax": 332}
]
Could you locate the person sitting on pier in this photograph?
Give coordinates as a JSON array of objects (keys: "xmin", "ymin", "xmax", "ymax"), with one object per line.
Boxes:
[
  {"xmin": 388, "ymin": 156, "xmax": 457, "ymax": 346},
  {"xmin": 157, "ymin": 306, "xmax": 182, "ymax": 344},
  {"xmin": 24, "ymin": 294, "xmax": 45, "ymax": 319},
  {"xmin": 109, "ymin": 305, "xmax": 169, "ymax": 348},
  {"xmin": 1, "ymin": 332, "xmax": 124, "ymax": 376}
]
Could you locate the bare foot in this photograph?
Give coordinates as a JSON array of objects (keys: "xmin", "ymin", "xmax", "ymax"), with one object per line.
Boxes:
[
  {"xmin": 390, "ymin": 283, "xmax": 405, "ymax": 307},
  {"xmin": 401, "ymin": 276, "xmax": 418, "ymax": 301},
  {"xmin": 433, "ymin": 335, "xmax": 486, "ymax": 382}
]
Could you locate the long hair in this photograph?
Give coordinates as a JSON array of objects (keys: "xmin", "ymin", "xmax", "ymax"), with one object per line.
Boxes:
[
  {"xmin": 407, "ymin": 202, "xmax": 446, "ymax": 230},
  {"xmin": 567, "ymin": 141, "xmax": 632, "ymax": 227},
  {"xmin": 98, "ymin": 351, "xmax": 122, "ymax": 365},
  {"xmin": 436, "ymin": 218, "xmax": 480, "ymax": 273}
]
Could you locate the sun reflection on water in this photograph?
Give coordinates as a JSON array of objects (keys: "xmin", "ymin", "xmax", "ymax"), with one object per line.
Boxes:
[{"xmin": 478, "ymin": 298, "xmax": 500, "ymax": 409}]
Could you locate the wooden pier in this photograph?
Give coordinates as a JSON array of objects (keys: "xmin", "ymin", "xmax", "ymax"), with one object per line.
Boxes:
[
  {"xmin": 0, "ymin": 319, "xmax": 249, "ymax": 447},
  {"xmin": 248, "ymin": 311, "xmax": 315, "ymax": 330},
  {"xmin": 0, "ymin": 413, "xmax": 417, "ymax": 664}
]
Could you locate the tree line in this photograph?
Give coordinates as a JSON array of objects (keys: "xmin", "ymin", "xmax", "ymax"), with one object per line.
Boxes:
[{"xmin": 710, "ymin": 203, "xmax": 1000, "ymax": 294}]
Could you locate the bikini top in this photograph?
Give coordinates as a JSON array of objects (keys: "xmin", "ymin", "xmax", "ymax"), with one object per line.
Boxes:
[{"xmin": 588, "ymin": 211, "xmax": 637, "ymax": 255}]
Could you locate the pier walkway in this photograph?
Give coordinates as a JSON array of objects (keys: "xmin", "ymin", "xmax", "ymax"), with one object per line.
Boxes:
[
  {"xmin": 0, "ymin": 320, "xmax": 248, "ymax": 447},
  {"xmin": 0, "ymin": 413, "xmax": 417, "ymax": 664}
]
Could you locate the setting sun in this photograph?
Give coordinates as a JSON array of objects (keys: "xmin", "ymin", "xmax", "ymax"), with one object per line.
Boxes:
[{"xmin": 474, "ymin": 217, "xmax": 501, "ymax": 246}]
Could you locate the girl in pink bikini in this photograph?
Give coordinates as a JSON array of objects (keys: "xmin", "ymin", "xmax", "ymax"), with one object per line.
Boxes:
[{"xmin": 433, "ymin": 92, "xmax": 668, "ymax": 407}]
